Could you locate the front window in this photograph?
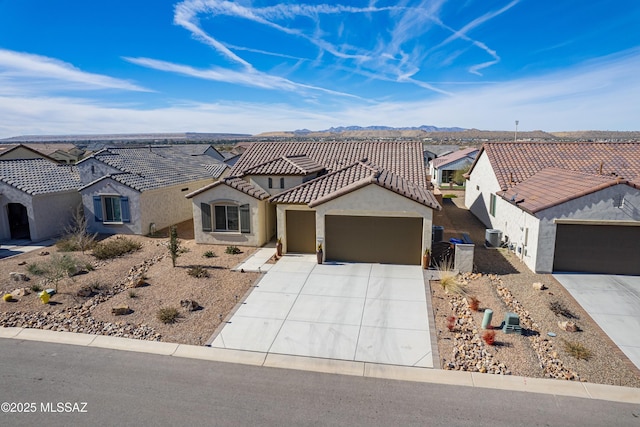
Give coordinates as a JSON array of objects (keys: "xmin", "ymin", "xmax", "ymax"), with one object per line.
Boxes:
[
  {"xmin": 104, "ymin": 196, "xmax": 122, "ymax": 223},
  {"xmin": 212, "ymin": 204, "xmax": 250, "ymax": 233}
]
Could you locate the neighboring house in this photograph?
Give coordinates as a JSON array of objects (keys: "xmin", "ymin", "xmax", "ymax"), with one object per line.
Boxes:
[
  {"xmin": 0, "ymin": 159, "xmax": 81, "ymax": 241},
  {"xmin": 465, "ymin": 142, "xmax": 640, "ymax": 275},
  {"xmin": 77, "ymin": 146, "xmax": 228, "ymax": 235},
  {"xmin": 187, "ymin": 141, "xmax": 441, "ymax": 265},
  {"xmin": 171, "ymin": 144, "xmax": 226, "ymax": 161},
  {"xmin": 0, "ymin": 144, "xmax": 57, "ymax": 162},
  {"xmin": 423, "ymin": 144, "xmax": 459, "ymax": 165},
  {"xmin": 429, "ymin": 147, "xmax": 479, "ymax": 188},
  {"xmin": 0, "ymin": 143, "xmax": 85, "ymax": 164}
]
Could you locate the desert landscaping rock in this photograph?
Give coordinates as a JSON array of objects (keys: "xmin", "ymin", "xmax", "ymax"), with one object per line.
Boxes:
[{"xmin": 9, "ymin": 272, "xmax": 29, "ymax": 282}]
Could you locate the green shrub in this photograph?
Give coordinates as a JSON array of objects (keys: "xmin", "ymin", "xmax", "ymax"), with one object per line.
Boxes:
[
  {"xmin": 562, "ymin": 340, "xmax": 591, "ymax": 360},
  {"xmin": 157, "ymin": 307, "xmax": 181, "ymax": 324},
  {"xmin": 56, "ymin": 237, "xmax": 80, "ymax": 252},
  {"xmin": 187, "ymin": 266, "xmax": 210, "ymax": 278},
  {"xmin": 27, "ymin": 263, "xmax": 46, "ymax": 276},
  {"xmin": 92, "ymin": 237, "xmax": 142, "ymax": 260},
  {"xmin": 225, "ymin": 246, "xmax": 241, "ymax": 255},
  {"xmin": 30, "ymin": 284, "xmax": 42, "ymax": 292},
  {"xmin": 202, "ymin": 250, "xmax": 216, "ymax": 258}
]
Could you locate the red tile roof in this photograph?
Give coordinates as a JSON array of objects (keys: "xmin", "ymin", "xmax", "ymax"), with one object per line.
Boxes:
[
  {"xmin": 243, "ymin": 154, "xmax": 324, "ymax": 176},
  {"xmin": 498, "ymin": 168, "xmax": 633, "ymax": 214},
  {"xmin": 431, "ymin": 147, "xmax": 478, "ymax": 169},
  {"xmin": 230, "ymin": 141, "xmax": 427, "ymax": 187},
  {"xmin": 185, "ymin": 177, "xmax": 270, "ymax": 200},
  {"xmin": 474, "ymin": 142, "xmax": 640, "ymax": 191},
  {"xmin": 270, "ymin": 160, "xmax": 441, "ymax": 209}
]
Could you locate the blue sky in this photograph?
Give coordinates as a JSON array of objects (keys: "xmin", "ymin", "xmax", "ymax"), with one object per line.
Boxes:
[{"xmin": 0, "ymin": 0, "xmax": 639, "ymax": 137}]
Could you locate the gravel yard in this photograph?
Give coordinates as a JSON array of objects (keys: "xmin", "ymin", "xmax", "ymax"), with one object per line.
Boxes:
[
  {"xmin": 432, "ymin": 191, "xmax": 640, "ymax": 387},
  {"xmin": 0, "ymin": 221, "xmax": 259, "ymax": 346}
]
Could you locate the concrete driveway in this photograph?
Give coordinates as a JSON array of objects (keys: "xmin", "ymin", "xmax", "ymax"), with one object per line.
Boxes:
[
  {"xmin": 211, "ymin": 254, "xmax": 434, "ymax": 367},
  {"xmin": 553, "ymin": 274, "xmax": 640, "ymax": 370}
]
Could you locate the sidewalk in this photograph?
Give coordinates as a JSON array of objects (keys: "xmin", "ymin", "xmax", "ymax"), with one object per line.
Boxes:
[
  {"xmin": 0, "ymin": 239, "xmax": 56, "ymax": 259},
  {"xmin": 1, "ymin": 326, "xmax": 639, "ymax": 405}
]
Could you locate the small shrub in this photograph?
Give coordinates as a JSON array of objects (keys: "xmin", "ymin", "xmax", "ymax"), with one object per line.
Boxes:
[
  {"xmin": 187, "ymin": 266, "xmax": 210, "ymax": 278},
  {"xmin": 56, "ymin": 237, "xmax": 80, "ymax": 252},
  {"xmin": 562, "ymin": 339, "xmax": 591, "ymax": 360},
  {"xmin": 549, "ymin": 301, "xmax": 578, "ymax": 319},
  {"xmin": 168, "ymin": 225, "xmax": 181, "ymax": 267},
  {"xmin": 92, "ymin": 237, "xmax": 142, "ymax": 260},
  {"xmin": 157, "ymin": 307, "xmax": 181, "ymax": 324},
  {"xmin": 436, "ymin": 260, "xmax": 466, "ymax": 295},
  {"xmin": 90, "ymin": 281, "xmax": 107, "ymax": 292},
  {"xmin": 446, "ymin": 315, "xmax": 456, "ymax": 332},
  {"xmin": 27, "ymin": 263, "xmax": 45, "ymax": 276},
  {"xmin": 203, "ymin": 250, "xmax": 216, "ymax": 258},
  {"xmin": 225, "ymin": 246, "xmax": 241, "ymax": 255},
  {"xmin": 128, "ymin": 290, "xmax": 138, "ymax": 299},
  {"xmin": 30, "ymin": 284, "xmax": 42, "ymax": 292},
  {"xmin": 468, "ymin": 296, "xmax": 480, "ymax": 311},
  {"xmin": 482, "ymin": 330, "xmax": 496, "ymax": 346}
]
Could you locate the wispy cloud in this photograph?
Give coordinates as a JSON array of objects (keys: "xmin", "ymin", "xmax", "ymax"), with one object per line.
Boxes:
[
  {"xmin": 0, "ymin": 49, "xmax": 150, "ymax": 92},
  {"xmin": 123, "ymin": 56, "xmax": 362, "ymax": 98},
  {"xmin": 2, "ymin": 48, "xmax": 638, "ymax": 138}
]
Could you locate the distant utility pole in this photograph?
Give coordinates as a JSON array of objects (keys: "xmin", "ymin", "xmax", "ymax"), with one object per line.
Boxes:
[{"xmin": 514, "ymin": 120, "xmax": 519, "ymax": 142}]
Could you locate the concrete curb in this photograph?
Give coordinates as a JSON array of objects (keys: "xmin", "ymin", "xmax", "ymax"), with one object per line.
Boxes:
[{"xmin": 3, "ymin": 327, "xmax": 640, "ymax": 405}]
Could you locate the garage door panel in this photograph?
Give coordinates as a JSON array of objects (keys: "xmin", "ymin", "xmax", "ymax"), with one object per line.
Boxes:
[
  {"xmin": 286, "ymin": 211, "xmax": 316, "ymax": 253},
  {"xmin": 553, "ymin": 224, "xmax": 640, "ymax": 275},
  {"xmin": 326, "ymin": 215, "xmax": 422, "ymax": 265}
]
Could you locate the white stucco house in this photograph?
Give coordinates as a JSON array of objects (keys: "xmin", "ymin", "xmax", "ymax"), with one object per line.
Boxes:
[
  {"xmin": 187, "ymin": 141, "xmax": 441, "ymax": 265},
  {"xmin": 0, "ymin": 159, "xmax": 82, "ymax": 242},
  {"xmin": 465, "ymin": 142, "xmax": 640, "ymax": 275},
  {"xmin": 77, "ymin": 146, "xmax": 228, "ymax": 235},
  {"xmin": 428, "ymin": 147, "xmax": 478, "ymax": 188}
]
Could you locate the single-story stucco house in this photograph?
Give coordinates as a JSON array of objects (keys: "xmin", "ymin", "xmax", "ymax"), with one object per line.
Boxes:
[
  {"xmin": 0, "ymin": 158, "xmax": 82, "ymax": 241},
  {"xmin": 429, "ymin": 147, "xmax": 478, "ymax": 188},
  {"xmin": 465, "ymin": 141, "xmax": 640, "ymax": 275},
  {"xmin": 78, "ymin": 146, "xmax": 228, "ymax": 235},
  {"xmin": 187, "ymin": 141, "xmax": 441, "ymax": 265}
]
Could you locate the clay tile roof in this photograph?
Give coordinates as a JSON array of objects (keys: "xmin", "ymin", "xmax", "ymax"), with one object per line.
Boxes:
[
  {"xmin": 230, "ymin": 141, "xmax": 427, "ymax": 187},
  {"xmin": 185, "ymin": 177, "xmax": 270, "ymax": 200},
  {"xmin": 243, "ymin": 154, "xmax": 324, "ymax": 175},
  {"xmin": 0, "ymin": 158, "xmax": 81, "ymax": 195},
  {"xmin": 498, "ymin": 168, "xmax": 631, "ymax": 214},
  {"xmin": 474, "ymin": 142, "xmax": 640, "ymax": 190},
  {"xmin": 270, "ymin": 160, "xmax": 441, "ymax": 209},
  {"xmin": 431, "ymin": 147, "xmax": 478, "ymax": 168}
]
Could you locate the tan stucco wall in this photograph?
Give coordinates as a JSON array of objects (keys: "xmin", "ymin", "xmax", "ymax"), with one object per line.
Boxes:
[
  {"xmin": 190, "ymin": 184, "xmax": 268, "ymax": 247},
  {"xmin": 276, "ymin": 184, "xmax": 434, "ymax": 260},
  {"xmin": 249, "ymin": 176, "xmax": 305, "ymax": 196},
  {"xmin": 140, "ymin": 178, "xmax": 213, "ymax": 234},
  {"xmin": 0, "ymin": 147, "xmax": 47, "ymax": 161}
]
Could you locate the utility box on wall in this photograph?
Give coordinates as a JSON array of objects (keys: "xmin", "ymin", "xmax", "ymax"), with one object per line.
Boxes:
[{"xmin": 454, "ymin": 243, "xmax": 474, "ymax": 273}]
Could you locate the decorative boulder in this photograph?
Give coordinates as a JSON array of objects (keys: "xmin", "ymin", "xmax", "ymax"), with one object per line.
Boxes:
[
  {"xmin": 76, "ymin": 286, "xmax": 93, "ymax": 297},
  {"xmin": 9, "ymin": 272, "xmax": 29, "ymax": 282},
  {"xmin": 111, "ymin": 306, "xmax": 132, "ymax": 316},
  {"xmin": 558, "ymin": 320, "xmax": 578, "ymax": 332},
  {"xmin": 532, "ymin": 282, "xmax": 546, "ymax": 291},
  {"xmin": 180, "ymin": 299, "xmax": 202, "ymax": 312},
  {"xmin": 10, "ymin": 288, "xmax": 29, "ymax": 298}
]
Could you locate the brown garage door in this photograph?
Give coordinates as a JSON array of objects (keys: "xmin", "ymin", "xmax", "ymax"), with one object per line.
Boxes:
[
  {"xmin": 286, "ymin": 210, "xmax": 316, "ymax": 253},
  {"xmin": 553, "ymin": 224, "xmax": 640, "ymax": 275},
  {"xmin": 325, "ymin": 215, "xmax": 422, "ymax": 265}
]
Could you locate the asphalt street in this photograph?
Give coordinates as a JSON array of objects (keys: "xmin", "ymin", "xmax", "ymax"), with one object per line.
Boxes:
[{"xmin": 0, "ymin": 339, "xmax": 638, "ymax": 427}]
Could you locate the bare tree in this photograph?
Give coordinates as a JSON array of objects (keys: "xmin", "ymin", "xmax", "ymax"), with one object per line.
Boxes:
[{"xmin": 63, "ymin": 204, "xmax": 97, "ymax": 253}]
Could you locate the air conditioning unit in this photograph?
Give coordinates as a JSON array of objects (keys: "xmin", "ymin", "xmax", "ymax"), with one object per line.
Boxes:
[{"xmin": 485, "ymin": 229, "xmax": 502, "ymax": 248}]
